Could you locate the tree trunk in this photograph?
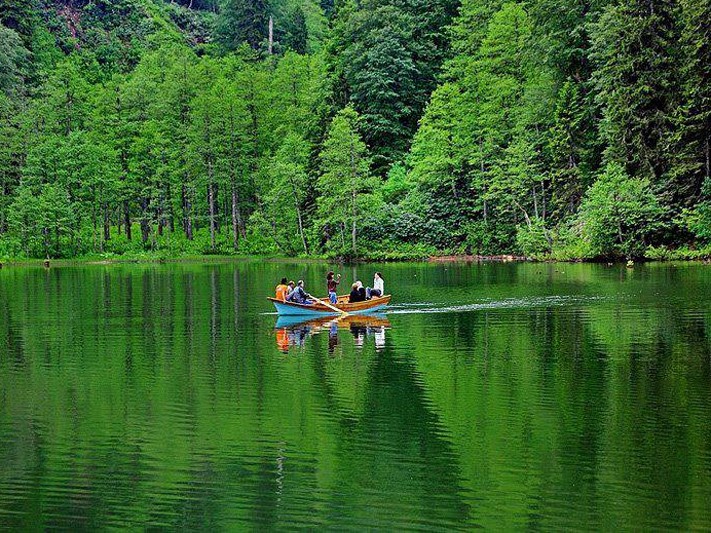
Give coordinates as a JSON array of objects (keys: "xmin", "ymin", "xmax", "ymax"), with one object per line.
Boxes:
[
  {"xmin": 268, "ymin": 16, "xmax": 274, "ymax": 55},
  {"xmin": 140, "ymin": 198, "xmax": 150, "ymax": 247},
  {"xmin": 297, "ymin": 206, "xmax": 308, "ymax": 256},
  {"xmin": 92, "ymin": 204, "xmax": 98, "ymax": 252},
  {"xmin": 124, "ymin": 200, "xmax": 132, "ymax": 241},
  {"xmin": 166, "ymin": 183, "xmax": 174, "ymax": 233},
  {"xmin": 231, "ymin": 186, "xmax": 241, "ymax": 251},
  {"xmin": 208, "ymin": 168, "xmax": 216, "ymax": 251},
  {"xmin": 103, "ymin": 203, "xmax": 110, "ymax": 243},
  {"xmin": 351, "ymin": 190, "xmax": 357, "ymax": 257},
  {"xmin": 182, "ymin": 184, "xmax": 194, "ymax": 240}
]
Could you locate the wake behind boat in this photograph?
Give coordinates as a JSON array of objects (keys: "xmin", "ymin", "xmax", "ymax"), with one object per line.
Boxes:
[{"xmin": 268, "ymin": 294, "xmax": 392, "ymax": 316}]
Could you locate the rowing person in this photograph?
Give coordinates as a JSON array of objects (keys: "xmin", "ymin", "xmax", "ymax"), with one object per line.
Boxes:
[{"xmin": 288, "ymin": 280, "xmax": 312, "ymax": 305}]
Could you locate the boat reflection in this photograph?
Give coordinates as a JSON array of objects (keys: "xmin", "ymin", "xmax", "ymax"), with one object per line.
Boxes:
[{"xmin": 275, "ymin": 314, "xmax": 391, "ymax": 353}]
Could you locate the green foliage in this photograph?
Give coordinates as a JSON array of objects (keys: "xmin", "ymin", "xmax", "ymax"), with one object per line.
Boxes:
[
  {"xmin": 590, "ymin": 0, "xmax": 681, "ymax": 201},
  {"xmin": 682, "ymin": 178, "xmax": 711, "ymax": 243},
  {"xmin": 2, "ymin": 0, "xmax": 711, "ymax": 261},
  {"xmin": 329, "ymin": 0, "xmax": 457, "ymax": 171},
  {"xmin": 516, "ymin": 219, "xmax": 552, "ymax": 257},
  {"xmin": 0, "ymin": 24, "xmax": 29, "ymax": 98},
  {"xmin": 215, "ymin": 0, "xmax": 270, "ymax": 52},
  {"xmin": 261, "ymin": 132, "xmax": 312, "ymax": 255},
  {"xmin": 577, "ymin": 163, "xmax": 664, "ymax": 259},
  {"xmin": 7, "ymin": 184, "xmax": 75, "ymax": 258},
  {"xmin": 317, "ymin": 106, "xmax": 377, "ymax": 258},
  {"xmin": 281, "ymin": 4, "xmax": 308, "ymax": 53}
]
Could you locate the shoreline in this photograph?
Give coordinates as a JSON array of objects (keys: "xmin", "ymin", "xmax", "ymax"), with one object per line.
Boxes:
[{"xmin": 0, "ymin": 253, "xmax": 709, "ymax": 268}]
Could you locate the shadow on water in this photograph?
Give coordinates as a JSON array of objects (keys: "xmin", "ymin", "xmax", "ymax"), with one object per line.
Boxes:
[{"xmin": 267, "ymin": 309, "xmax": 472, "ymax": 528}]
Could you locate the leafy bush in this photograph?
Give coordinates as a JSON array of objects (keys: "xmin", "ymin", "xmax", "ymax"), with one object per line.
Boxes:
[
  {"xmin": 515, "ymin": 219, "xmax": 551, "ymax": 257},
  {"xmin": 679, "ymin": 178, "xmax": 711, "ymax": 244},
  {"xmin": 464, "ymin": 220, "xmax": 516, "ymax": 255},
  {"xmin": 577, "ymin": 163, "xmax": 664, "ymax": 259}
]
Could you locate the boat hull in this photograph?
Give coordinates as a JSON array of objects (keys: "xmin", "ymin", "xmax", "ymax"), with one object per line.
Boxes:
[
  {"xmin": 268, "ymin": 295, "xmax": 391, "ymax": 316},
  {"xmin": 275, "ymin": 313, "xmax": 391, "ymax": 329}
]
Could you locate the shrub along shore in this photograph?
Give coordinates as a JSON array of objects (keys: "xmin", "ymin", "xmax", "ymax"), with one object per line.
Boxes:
[{"xmin": 2, "ymin": 246, "xmax": 711, "ymax": 268}]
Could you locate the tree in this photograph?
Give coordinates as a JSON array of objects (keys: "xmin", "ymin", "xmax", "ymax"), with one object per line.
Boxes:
[
  {"xmin": 0, "ymin": 24, "xmax": 29, "ymax": 99},
  {"xmin": 317, "ymin": 106, "xmax": 373, "ymax": 257},
  {"xmin": 282, "ymin": 5, "xmax": 308, "ymax": 54},
  {"xmin": 578, "ymin": 163, "xmax": 664, "ymax": 258},
  {"xmin": 6, "ymin": 183, "xmax": 74, "ymax": 258},
  {"xmin": 675, "ymin": 0, "xmax": 711, "ymax": 201},
  {"xmin": 329, "ymin": 0, "xmax": 457, "ymax": 171},
  {"xmin": 546, "ymin": 81, "xmax": 598, "ymax": 217},
  {"xmin": 216, "ymin": 0, "xmax": 270, "ymax": 51},
  {"xmin": 264, "ymin": 132, "xmax": 312, "ymax": 254},
  {"xmin": 590, "ymin": 0, "xmax": 681, "ymax": 200}
]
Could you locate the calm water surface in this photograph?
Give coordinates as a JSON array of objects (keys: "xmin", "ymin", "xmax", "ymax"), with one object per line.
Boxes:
[{"xmin": 1, "ymin": 261, "xmax": 710, "ymax": 530}]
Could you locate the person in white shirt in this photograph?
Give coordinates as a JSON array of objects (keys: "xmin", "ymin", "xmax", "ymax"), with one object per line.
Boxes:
[{"xmin": 367, "ymin": 272, "xmax": 384, "ymax": 299}]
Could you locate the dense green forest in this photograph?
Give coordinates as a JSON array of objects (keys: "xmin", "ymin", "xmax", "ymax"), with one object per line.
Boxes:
[{"xmin": 1, "ymin": 0, "xmax": 710, "ymax": 260}]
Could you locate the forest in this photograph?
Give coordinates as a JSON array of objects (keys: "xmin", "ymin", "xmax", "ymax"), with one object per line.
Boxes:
[{"xmin": 0, "ymin": 0, "xmax": 710, "ymax": 261}]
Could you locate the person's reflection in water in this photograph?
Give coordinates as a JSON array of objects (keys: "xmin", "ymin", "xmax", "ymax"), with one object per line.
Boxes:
[
  {"xmin": 276, "ymin": 328, "xmax": 289, "ymax": 353},
  {"xmin": 275, "ymin": 315, "xmax": 390, "ymax": 352},
  {"xmin": 328, "ymin": 321, "xmax": 339, "ymax": 354},
  {"xmin": 350, "ymin": 325, "xmax": 366, "ymax": 348},
  {"xmin": 374, "ymin": 326, "xmax": 386, "ymax": 351}
]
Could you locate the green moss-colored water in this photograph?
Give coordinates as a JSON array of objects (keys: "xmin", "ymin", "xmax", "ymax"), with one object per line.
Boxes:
[{"xmin": 1, "ymin": 261, "xmax": 710, "ymax": 529}]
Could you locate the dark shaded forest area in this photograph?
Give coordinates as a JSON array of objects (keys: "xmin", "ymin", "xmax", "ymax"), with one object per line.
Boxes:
[{"xmin": 1, "ymin": 0, "xmax": 710, "ymax": 260}]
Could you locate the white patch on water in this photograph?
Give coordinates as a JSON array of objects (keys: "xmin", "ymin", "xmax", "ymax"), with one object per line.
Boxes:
[{"xmin": 387, "ymin": 295, "xmax": 608, "ymax": 314}]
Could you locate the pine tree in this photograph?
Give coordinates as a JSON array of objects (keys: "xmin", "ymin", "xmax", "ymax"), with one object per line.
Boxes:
[
  {"xmin": 590, "ymin": 0, "xmax": 680, "ymax": 199},
  {"xmin": 283, "ymin": 5, "xmax": 308, "ymax": 54},
  {"xmin": 330, "ymin": 0, "xmax": 458, "ymax": 172},
  {"xmin": 677, "ymin": 0, "xmax": 711, "ymax": 197},
  {"xmin": 216, "ymin": 0, "xmax": 270, "ymax": 51}
]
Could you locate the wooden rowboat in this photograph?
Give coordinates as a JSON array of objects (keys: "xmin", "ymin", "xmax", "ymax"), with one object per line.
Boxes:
[{"xmin": 267, "ymin": 294, "xmax": 391, "ymax": 316}]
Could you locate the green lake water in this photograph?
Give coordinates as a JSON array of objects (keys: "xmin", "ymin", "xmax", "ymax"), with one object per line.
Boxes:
[{"xmin": 1, "ymin": 261, "xmax": 710, "ymax": 530}]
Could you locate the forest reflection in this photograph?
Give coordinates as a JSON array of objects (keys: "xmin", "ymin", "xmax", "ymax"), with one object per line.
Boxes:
[{"xmin": 2, "ymin": 262, "xmax": 711, "ymax": 529}]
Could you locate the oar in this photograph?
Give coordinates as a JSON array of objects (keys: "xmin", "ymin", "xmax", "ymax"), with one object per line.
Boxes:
[{"xmin": 308, "ymin": 293, "xmax": 349, "ymax": 317}]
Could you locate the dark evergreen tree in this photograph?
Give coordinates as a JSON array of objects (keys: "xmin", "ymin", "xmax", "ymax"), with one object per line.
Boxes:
[
  {"xmin": 216, "ymin": 0, "xmax": 270, "ymax": 51},
  {"xmin": 329, "ymin": 0, "xmax": 458, "ymax": 173},
  {"xmin": 676, "ymin": 0, "xmax": 711, "ymax": 197},
  {"xmin": 282, "ymin": 5, "xmax": 308, "ymax": 54},
  {"xmin": 591, "ymin": 0, "xmax": 682, "ymax": 203}
]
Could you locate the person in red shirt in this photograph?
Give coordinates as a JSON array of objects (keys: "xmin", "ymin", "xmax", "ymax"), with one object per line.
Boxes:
[{"xmin": 326, "ymin": 271, "xmax": 341, "ymax": 304}]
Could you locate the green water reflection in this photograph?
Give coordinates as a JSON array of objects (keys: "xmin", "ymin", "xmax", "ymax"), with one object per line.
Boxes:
[{"xmin": 0, "ymin": 262, "xmax": 710, "ymax": 529}]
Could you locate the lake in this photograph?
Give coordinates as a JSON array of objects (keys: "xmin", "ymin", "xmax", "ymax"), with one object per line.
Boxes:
[{"xmin": 1, "ymin": 261, "xmax": 710, "ymax": 530}]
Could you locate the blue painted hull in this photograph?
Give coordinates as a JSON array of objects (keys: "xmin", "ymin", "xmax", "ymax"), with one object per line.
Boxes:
[
  {"xmin": 275, "ymin": 313, "xmax": 389, "ymax": 329},
  {"xmin": 271, "ymin": 300, "xmax": 389, "ymax": 316}
]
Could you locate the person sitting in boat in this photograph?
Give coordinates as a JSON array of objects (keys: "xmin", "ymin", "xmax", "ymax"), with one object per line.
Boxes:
[
  {"xmin": 327, "ymin": 271, "xmax": 341, "ymax": 304},
  {"xmin": 275, "ymin": 277, "xmax": 289, "ymax": 301},
  {"xmin": 286, "ymin": 280, "xmax": 296, "ymax": 300},
  {"xmin": 366, "ymin": 272, "xmax": 384, "ymax": 299},
  {"xmin": 288, "ymin": 280, "xmax": 312, "ymax": 305},
  {"xmin": 357, "ymin": 281, "xmax": 367, "ymax": 301},
  {"xmin": 349, "ymin": 282, "xmax": 366, "ymax": 303}
]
